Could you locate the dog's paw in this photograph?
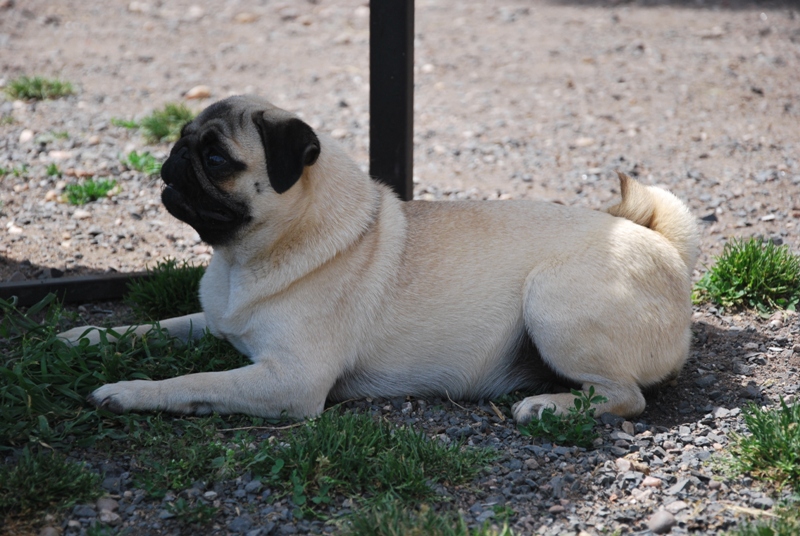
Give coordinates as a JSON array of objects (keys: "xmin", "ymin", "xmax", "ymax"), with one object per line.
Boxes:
[
  {"xmin": 57, "ymin": 326, "xmax": 103, "ymax": 346},
  {"xmin": 88, "ymin": 381, "xmax": 154, "ymax": 414},
  {"xmin": 512, "ymin": 395, "xmax": 569, "ymax": 425}
]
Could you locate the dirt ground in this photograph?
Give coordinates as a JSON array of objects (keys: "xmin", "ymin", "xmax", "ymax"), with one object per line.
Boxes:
[{"xmin": 2, "ymin": 0, "xmax": 800, "ymax": 534}]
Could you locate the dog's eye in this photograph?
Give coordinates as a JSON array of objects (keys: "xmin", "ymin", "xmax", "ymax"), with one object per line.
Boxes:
[{"xmin": 206, "ymin": 151, "xmax": 227, "ymax": 168}]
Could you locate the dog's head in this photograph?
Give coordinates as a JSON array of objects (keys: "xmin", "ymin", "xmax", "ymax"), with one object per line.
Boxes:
[{"xmin": 160, "ymin": 95, "xmax": 320, "ymax": 245}]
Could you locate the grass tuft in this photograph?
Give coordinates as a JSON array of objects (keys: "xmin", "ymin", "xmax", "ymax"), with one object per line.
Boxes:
[
  {"xmin": 518, "ymin": 387, "xmax": 606, "ymax": 448},
  {"xmin": 729, "ymin": 400, "xmax": 800, "ymax": 492},
  {"xmin": 345, "ymin": 502, "xmax": 515, "ymax": 536},
  {"xmin": 728, "ymin": 502, "xmax": 800, "ymax": 536},
  {"xmin": 5, "ymin": 76, "xmax": 74, "ymax": 100},
  {"xmin": 0, "ymin": 447, "xmax": 102, "ymax": 518},
  {"xmin": 63, "ymin": 178, "xmax": 118, "ymax": 205},
  {"xmin": 693, "ymin": 238, "xmax": 800, "ymax": 313},
  {"xmin": 125, "ymin": 150, "xmax": 162, "ymax": 176},
  {"xmin": 245, "ymin": 409, "xmax": 495, "ymax": 514},
  {"xmin": 140, "ymin": 103, "xmax": 195, "ymax": 143},
  {"xmin": 165, "ymin": 496, "xmax": 219, "ymax": 525},
  {"xmin": 125, "ymin": 258, "xmax": 205, "ymax": 320}
]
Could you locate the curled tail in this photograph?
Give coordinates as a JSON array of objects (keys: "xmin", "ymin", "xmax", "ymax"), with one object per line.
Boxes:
[{"xmin": 607, "ymin": 172, "xmax": 699, "ymax": 273}]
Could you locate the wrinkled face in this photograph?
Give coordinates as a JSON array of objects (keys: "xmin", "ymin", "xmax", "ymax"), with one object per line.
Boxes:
[{"xmin": 160, "ymin": 96, "xmax": 320, "ymax": 246}]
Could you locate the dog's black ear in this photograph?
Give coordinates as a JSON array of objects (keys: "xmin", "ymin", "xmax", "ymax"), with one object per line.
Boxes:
[{"xmin": 252, "ymin": 112, "xmax": 320, "ymax": 194}]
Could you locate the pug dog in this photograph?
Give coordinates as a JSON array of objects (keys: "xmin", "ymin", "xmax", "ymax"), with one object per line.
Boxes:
[{"xmin": 59, "ymin": 95, "xmax": 699, "ymax": 423}]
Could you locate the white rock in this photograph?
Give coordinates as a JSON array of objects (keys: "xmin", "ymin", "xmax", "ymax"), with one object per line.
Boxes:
[
  {"xmin": 73, "ymin": 209, "xmax": 92, "ymax": 220},
  {"xmin": 330, "ymin": 128, "xmax": 348, "ymax": 139},
  {"xmin": 19, "ymin": 129, "xmax": 34, "ymax": 143},
  {"xmin": 7, "ymin": 224, "xmax": 23, "ymax": 235},
  {"xmin": 99, "ymin": 511, "xmax": 122, "ymax": 526},
  {"xmin": 186, "ymin": 5, "xmax": 205, "ymax": 20},
  {"xmin": 234, "ymin": 12, "xmax": 259, "ymax": 23},
  {"xmin": 615, "ymin": 458, "xmax": 632, "ymax": 472},
  {"xmin": 642, "ymin": 476, "xmax": 663, "ymax": 488},
  {"xmin": 49, "ymin": 150, "xmax": 73, "ymax": 161},
  {"xmin": 128, "ymin": 1, "xmax": 151, "ymax": 14}
]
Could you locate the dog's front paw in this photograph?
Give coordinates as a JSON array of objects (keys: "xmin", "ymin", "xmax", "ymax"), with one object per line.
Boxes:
[{"xmin": 88, "ymin": 381, "xmax": 155, "ymax": 414}]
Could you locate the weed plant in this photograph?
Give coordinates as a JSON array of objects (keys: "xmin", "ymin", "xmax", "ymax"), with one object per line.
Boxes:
[
  {"xmin": 5, "ymin": 76, "xmax": 74, "ymax": 100},
  {"xmin": 694, "ymin": 238, "xmax": 800, "ymax": 313},
  {"xmin": 518, "ymin": 387, "xmax": 606, "ymax": 448},
  {"xmin": 346, "ymin": 502, "xmax": 515, "ymax": 536},
  {"xmin": 64, "ymin": 178, "xmax": 118, "ymax": 205},
  {"xmin": 125, "ymin": 258, "xmax": 205, "ymax": 320},
  {"xmin": 729, "ymin": 400, "xmax": 800, "ymax": 492},
  {"xmin": 0, "ymin": 447, "xmax": 102, "ymax": 518},
  {"xmin": 140, "ymin": 103, "xmax": 195, "ymax": 143},
  {"xmin": 125, "ymin": 150, "xmax": 162, "ymax": 175}
]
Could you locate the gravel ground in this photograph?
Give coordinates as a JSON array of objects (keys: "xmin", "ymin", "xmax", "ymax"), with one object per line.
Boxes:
[{"xmin": 2, "ymin": 0, "xmax": 800, "ymax": 534}]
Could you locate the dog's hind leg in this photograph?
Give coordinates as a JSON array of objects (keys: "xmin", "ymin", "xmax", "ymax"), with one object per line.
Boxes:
[
  {"xmin": 513, "ymin": 247, "xmax": 690, "ymax": 424},
  {"xmin": 512, "ymin": 379, "xmax": 645, "ymax": 425}
]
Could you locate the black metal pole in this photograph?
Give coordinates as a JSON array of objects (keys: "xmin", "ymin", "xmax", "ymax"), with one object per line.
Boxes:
[{"xmin": 369, "ymin": 0, "xmax": 414, "ymax": 201}]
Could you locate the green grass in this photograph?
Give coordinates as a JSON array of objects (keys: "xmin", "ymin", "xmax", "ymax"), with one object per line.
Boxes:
[
  {"xmin": 124, "ymin": 414, "xmax": 235, "ymax": 497},
  {"xmin": 694, "ymin": 238, "xmax": 800, "ymax": 313},
  {"xmin": 242, "ymin": 409, "xmax": 495, "ymax": 516},
  {"xmin": 729, "ymin": 400, "xmax": 800, "ymax": 492},
  {"xmin": 46, "ymin": 163, "xmax": 61, "ymax": 177},
  {"xmin": 64, "ymin": 178, "xmax": 118, "ymax": 205},
  {"xmin": 346, "ymin": 502, "xmax": 515, "ymax": 536},
  {"xmin": 111, "ymin": 117, "xmax": 140, "ymax": 130},
  {"xmin": 728, "ymin": 503, "xmax": 800, "ymax": 536},
  {"xmin": 518, "ymin": 387, "xmax": 606, "ymax": 449},
  {"xmin": 165, "ymin": 497, "xmax": 219, "ymax": 525},
  {"xmin": 140, "ymin": 103, "xmax": 195, "ymax": 143},
  {"xmin": 0, "ymin": 447, "xmax": 102, "ymax": 519},
  {"xmin": 0, "ymin": 294, "xmax": 247, "ymax": 450},
  {"xmin": 125, "ymin": 150, "xmax": 162, "ymax": 175},
  {"xmin": 125, "ymin": 258, "xmax": 205, "ymax": 320},
  {"xmin": 1, "ymin": 292, "xmax": 497, "ymax": 525},
  {"xmin": 0, "ymin": 164, "xmax": 28, "ymax": 178},
  {"xmin": 4, "ymin": 75, "xmax": 74, "ymax": 100}
]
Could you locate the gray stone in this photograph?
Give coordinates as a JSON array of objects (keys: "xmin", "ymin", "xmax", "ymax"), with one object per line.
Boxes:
[
  {"xmin": 228, "ymin": 515, "xmax": 254, "ymax": 533},
  {"xmin": 648, "ymin": 510, "xmax": 676, "ymax": 534},
  {"xmin": 72, "ymin": 505, "xmax": 96, "ymax": 518},
  {"xmin": 753, "ymin": 497, "xmax": 774, "ymax": 510},
  {"xmin": 245, "ymin": 479, "xmax": 263, "ymax": 494},
  {"xmin": 666, "ymin": 478, "xmax": 690, "ymax": 495},
  {"xmin": 476, "ymin": 510, "xmax": 495, "ymax": 523}
]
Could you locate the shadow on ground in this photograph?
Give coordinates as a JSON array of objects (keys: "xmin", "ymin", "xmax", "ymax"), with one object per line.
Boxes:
[{"xmin": 641, "ymin": 318, "xmax": 776, "ymax": 429}]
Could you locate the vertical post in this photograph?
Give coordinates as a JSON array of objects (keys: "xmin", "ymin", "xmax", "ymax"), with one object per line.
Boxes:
[{"xmin": 370, "ymin": 0, "xmax": 414, "ymax": 201}]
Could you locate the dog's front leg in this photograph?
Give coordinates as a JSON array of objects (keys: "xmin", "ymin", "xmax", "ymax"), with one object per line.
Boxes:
[
  {"xmin": 88, "ymin": 360, "xmax": 329, "ymax": 419},
  {"xmin": 58, "ymin": 312, "xmax": 208, "ymax": 346}
]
